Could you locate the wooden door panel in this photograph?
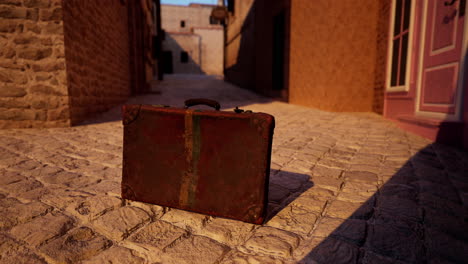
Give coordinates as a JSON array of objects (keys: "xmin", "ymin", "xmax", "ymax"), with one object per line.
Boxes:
[{"xmin": 418, "ymin": 0, "xmax": 464, "ymax": 116}]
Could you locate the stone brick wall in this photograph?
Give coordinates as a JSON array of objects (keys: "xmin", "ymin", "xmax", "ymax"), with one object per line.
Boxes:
[
  {"xmin": 62, "ymin": 0, "xmax": 131, "ymax": 125},
  {"xmin": 0, "ymin": 0, "xmax": 69, "ymax": 129}
]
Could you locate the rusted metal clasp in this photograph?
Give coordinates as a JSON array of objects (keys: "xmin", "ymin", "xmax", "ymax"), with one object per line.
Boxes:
[{"xmin": 234, "ymin": 106, "xmax": 252, "ymax": 113}]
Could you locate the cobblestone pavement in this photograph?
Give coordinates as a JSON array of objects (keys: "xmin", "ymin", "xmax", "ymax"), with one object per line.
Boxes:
[{"xmin": 1, "ymin": 74, "xmax": 467, "ymax": 264}]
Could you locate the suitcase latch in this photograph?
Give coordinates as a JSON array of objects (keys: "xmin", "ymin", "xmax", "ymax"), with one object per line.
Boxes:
[{"xmin": 234, "ymin": 106, "xmax": 252, "ymax": 113}]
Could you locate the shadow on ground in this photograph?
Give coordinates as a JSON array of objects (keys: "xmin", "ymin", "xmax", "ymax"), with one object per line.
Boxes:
[
  {"xmin": 266, "ymin": 170, "xmax": 314, "ymax": 223},
  {"xmin": 300, "ymin": 143, "xmax": 468, "ymax": 263}
]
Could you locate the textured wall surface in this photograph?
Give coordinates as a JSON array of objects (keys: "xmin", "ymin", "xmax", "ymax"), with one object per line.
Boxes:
[
  {"xmin": 224, "ymin": 0, "xmax": 256, "ymax": 90},
  {"xmin": 193, "ymin": 27, "xmax": 223, "ymax": 75},
  {"xmin": 373, "ymin": 0, "xmax": 391, "ymax": 114},
  {"xmin": 163, "ymin": 33, "xmax": 203, "ymax": 74},
  {"xmin": 62, "ymin": 0, "xmax": 131, "ymax": 125},
  {"xmin": 0, "ymin": 0, "xmax": 69, "ymax": 129},
  {"xmin": 161, "ymin": 4, "xmax": 215, "ymax": 33},
  {"xmin": 289, "ymin": 0, "xmax": 380, "ymax": 112}
]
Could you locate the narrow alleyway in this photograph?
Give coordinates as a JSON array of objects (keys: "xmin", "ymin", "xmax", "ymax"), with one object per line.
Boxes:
[{"xmin": 0, "ymin": 75, "xmax": 467, "ymax": 263}]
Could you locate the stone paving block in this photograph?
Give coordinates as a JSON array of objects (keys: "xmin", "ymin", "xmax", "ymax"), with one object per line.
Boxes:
[
  {"xmin": 374, "ymin": 197, "xmax": 422, "ymax": 223},
  {"xmin": 423, "ymin": 206, "xmax": 468, "ymax": 242},
  {"xmin": 417, "ymin": 180, "xmax": 461, "ymax": 203},
  {"xmin": 364, "ymin": 219, "xmax": 425, "ymax": 263},
  {"xmin": 0, "ymin": 198, "xmax": 52, "ymax": 230},
  {"xmin": 300, "ymin": 187, "xmax": 335, "ymax": 201},
  {"xmin": 92, "ymin": 206, "xmax": 150, "ymax": 241},
  {"xmin": 309, "ymin": 175, "xmax": 343, "ymax": 193},
  {"xmin": 336, "ymin": 191, "xmax": 373, "ymax": 203},
  {"xmin": 74, "ymin": 195, "xmax": 122, "ymax": 221},
  {"xmin": 293, "ymin": 236, "xmax": 325, "ymax": 261},
  {"xmin": 219, "ymin": 250, "xmax": 285, "ymax": 264},
  {"xmin": 425, "ymin": 227, "xmax": 468, "ymax": 264},
  {"xmin": 310, "ymin": 164, "xmax": 342, "ymax": 178},
  {"xmin": 348, "ymin": 163, "xmax": 381, "ymax": 173},
  {"xmin": 85, "ymin": 179, "xmax": 121, "ymax": 196},
  {"xmin": 316, "ymin": 158, "xmax": 348, "ymax": 170},
  {"xmin": 22, "ymin": 164, "xmax": 64, "ymax": 179},
  {"xmin": 266, "ymin": 205, "xmax": 318, "ymax": 236},
  {"xmin": 43, "ymin": 153, "xmax": 91, "ymax": 170},
  {"xmin": 281, "ymin": 159, "xmax": 313, "ymax": 174},
  {"xmin": 0, "ymin": 177, "xmax": 44, "ymax": 197},
  {"xmin": 0, "ymin": 233, "xmax": 47, "ymax": 264},
  {"xmin": 199, "ymin": 216, "xmax": 255, "ymax": 247},
  {"xmin": 243, "ymin": 227, "xmax": 301, "ymax": 258},
  {"xmin": 0, "ymin": 169, "xmax": 25, "ymax": 185},
  {"xmin": 41, "ymin": 170, "xmax": 100, "ymax": 188},
  {"xmin": 293, "ymin": 153, "xmax": 320, "ymax": 165},
  {"xmin": 289, "ymin": 194, "xmax": 328, "ymax": 213},
  {"xmin": 378, "ymin": 183, "xmax": 417, "ymax": 200},
  {"xmin": 129, "ymin": 220, "xmax": 186, "ymax": 249},
  {"xmin": 124, "ymin": 199, "xmax": 165, "ymax": 220},
  {"xmin": 270, "ymin": 171, "xmax": 309, "ymax": 192},
  {"xmin": 5, "ymin": 158, "xmax": 43, "ymax": 171},
  {"xmin": 39, "ymin": 226, "xmax": 112, "ymax": 264},
  {"xmin": 330, "ymin": 219, "xmax": 366, "ymax": 245},
  {"xmin": 0, "ymin": 146, "xmax": 19, "ymax": 161},
  {"xmin": 161, "ymin": 235, "xmax": 230, "ymax": 264},
  {"xmin": 10, "ymin": 211, "xmax": 75, "ymax": 247},
  {"xmin": 299, "ymin": 237, "xmax": 360, "ymax": 264},
  {"xmin": 159, "ymin": 208, "xmax": 209, "ymax": 234},
  {"xmin": 271, "ymin": 155, "xmax": 294, "ymax": 168},
  {"xmin": 343, "ymin": 170, "xmax": 378, "ymax": 184},
  {"xmin": 40, "ymin": 187, "xmax": 91, "ymax": 210},
  {"xmin": 312, "ymin": 217, "xmax": 344, "ymax": 238},
  {"xmin": 268, "ymin": 183, "xmax": 291, "ymax": 204},
  {"xmin": 326, "ymin": 199, "xmax": 374, "ymax": 220},
  {"xmin": 360, "ymin": 250, "xmax": 410, "ymax": 264},
  {"xmin": 81, "ymin": 245, "xmax": 146, "ymax": 264}
]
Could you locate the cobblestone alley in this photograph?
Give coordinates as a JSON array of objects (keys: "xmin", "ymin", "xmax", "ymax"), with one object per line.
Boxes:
[{"xmin": 1, "ymin": 75, "xmax": 467, "ymax": 263}]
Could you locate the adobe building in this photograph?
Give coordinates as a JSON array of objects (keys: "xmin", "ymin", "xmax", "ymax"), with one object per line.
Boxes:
[
  {"xmin": 224, "ymin": 0, "xmax": 468, "ymax": 149},
  {"xmin": 160, "ymin": 2, "xmax": 224, "ymax": 75},
  {"xmin": 0, "ymin": 0, "xmax": 162, "ymax": 129}
]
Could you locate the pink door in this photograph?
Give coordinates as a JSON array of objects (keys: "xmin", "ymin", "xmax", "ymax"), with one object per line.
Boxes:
[{"xmin": 418, "ymin": 0, "xmax": 465, "ymax": 117}]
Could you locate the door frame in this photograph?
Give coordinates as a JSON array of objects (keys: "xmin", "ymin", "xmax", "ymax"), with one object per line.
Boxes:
[{"xmin": 414, "ymin": 0, "xmax": 468, "ymax": 121}]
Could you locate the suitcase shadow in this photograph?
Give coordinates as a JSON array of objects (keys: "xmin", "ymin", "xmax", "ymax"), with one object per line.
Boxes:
[{"xmin": 264, "ymin": 169, "xmax": 315, "ymax": 223}]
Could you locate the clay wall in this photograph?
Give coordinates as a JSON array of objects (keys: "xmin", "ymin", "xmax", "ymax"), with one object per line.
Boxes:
[{"xmin": 288, "ymin": 0, "xmax": 381, "ymax": 112}]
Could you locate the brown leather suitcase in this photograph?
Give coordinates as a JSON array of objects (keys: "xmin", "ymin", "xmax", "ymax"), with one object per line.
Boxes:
[{"xmin": 121, "ymin": 99, "xmax": 275, "ymax": 224}]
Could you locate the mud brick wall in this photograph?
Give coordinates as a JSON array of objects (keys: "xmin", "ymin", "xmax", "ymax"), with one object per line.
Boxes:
[
  {"xmin": 373, "ymin": 0, "xmax": 391, "ymax": 114},
  {"xmin": 0, "ymin": 0, "xmax": 70, "ymax": 129},
  {"xmin": 62, "ymin": 0, "xmax": 131, "ymax": 125}
]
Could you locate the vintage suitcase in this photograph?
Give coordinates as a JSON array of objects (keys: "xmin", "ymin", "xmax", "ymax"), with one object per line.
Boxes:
[{"xmin": 121, "ymin": 99, "xmax": 275, "ymax": 224}]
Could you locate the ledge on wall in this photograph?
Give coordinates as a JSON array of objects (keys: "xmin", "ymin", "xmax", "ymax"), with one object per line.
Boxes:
[{"xmin": 396, "ymin": 114, "xmax": 464, "ymax": 147}]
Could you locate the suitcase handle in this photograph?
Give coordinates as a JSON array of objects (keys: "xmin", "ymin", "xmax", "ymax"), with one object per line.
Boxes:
[{"xmin": 184, "ymin": 98, "xmax": 221, "ymax": 111}]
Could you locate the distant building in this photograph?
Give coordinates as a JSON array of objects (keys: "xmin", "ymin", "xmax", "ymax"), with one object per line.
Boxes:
[
  {"xmin": 224, "ymin": 0, "xmax": 468, "ymax": 149},
  {"xmin": 161, "ymin": 3, "xmax": 224, "ymax": 75}
]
